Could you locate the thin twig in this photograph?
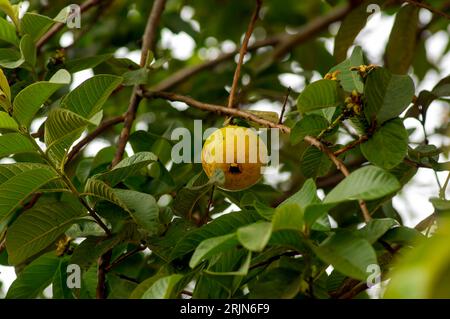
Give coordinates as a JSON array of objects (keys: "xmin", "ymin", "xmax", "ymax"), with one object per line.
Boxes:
[
  {"xmin": 112, "ymin": 0, "xmax": 167, "ymax": 167},
  {"xmin": 228, "ymin": 0, "xmax": 262, "ymax": 109},
  {"xmin": 105, "ymin": 245, "xmax": 146, "ymax": 272},
  {"xmin": 403, "ymin": 0, "xmax": 450, "ymax": 20},
  {"xmin": 66, "ymin": 115, "xmax": 125, "ymax": 164},
  {"xmin": 36, "ymin": 0, "xmax": 109, "ymax": 50},
  {"xmin": 333, "ymin": 136, "xmax": 368, "ymax": 157},
  {"xmin": 278, "ymin": 87, "xmax": 291, "ymax": 124}
]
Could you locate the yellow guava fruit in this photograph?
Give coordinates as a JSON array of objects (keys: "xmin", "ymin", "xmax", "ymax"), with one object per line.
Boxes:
[{"xmin": 201, "ymin": 125, "xmax": 268, "ymax": 191}]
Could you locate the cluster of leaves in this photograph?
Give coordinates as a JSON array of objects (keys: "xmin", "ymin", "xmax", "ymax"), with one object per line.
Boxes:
[{"xmin": 0, "ymin": 0, "xmax": 449, "ymax": 299}]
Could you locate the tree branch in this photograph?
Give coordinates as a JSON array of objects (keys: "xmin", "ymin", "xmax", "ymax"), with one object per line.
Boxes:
[
  {"xmin": 333, "ymin": 135, "xmax": 368, "ymax": 157},
  {"xmin": 66, "ymin": 115, "xmax": 125, "ymax": 164},
  {"xmin": 112, "ymin": 0, "xmax": 167, "ymax": 167},
  {"xmin": 36, "ymin": 0, "xmax": 109, "ymax": 50},
  {"xmin": 403, "ymin": 0, "xmax": 450, "ymax": 20},
  {"xmin": 228, "ymin": 0, "xmax": 262, "ymax": 108}
]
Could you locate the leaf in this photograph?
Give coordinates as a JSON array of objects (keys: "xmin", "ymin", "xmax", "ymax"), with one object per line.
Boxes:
[
  {"xmin": 334, "ymin": 1, "xmax": 372, "ymax": 62},
  {"xmin": 20, "ymin": 13, "xmax": 55, "ymax": 40},
  {"xmin": 20, "ymin": 34, "xmax": 36, "ymax": 67},
  {"xmin": 290, "ymin": 114, "xmax": 329, "ymax": 145},
  {"xmin": 272, "ymin": 203, "xmax": 304, "ymax": 232},
  {"xmin": 6, "ymin": 201, "xmax": 85, "ymax": 265},
  {"xmin": 300, "ymin": 145, "xmax": 333, "ymax": 178},
  {"xmin": 297, "ymin": 79, "xmax": 343, "ymax": 113},
  {"xmin": 384, "ymin": 217, "xmax": 450, "ymax": 298},
  {"xmin": 14, "ymin": 69, "xmax": 71, "ymax": 127},
  {"xmin": 0, "ymin": 112, "xmax": 17, "ymax": 131},
  {"xmin": 0, "ymin": 17, "xmax": 18, "ymax": 45},
  {"xmin": 83, "ymin": 178, "xmax": 128, "ymax": 211},
  {"xmin": 52, "ymin": 257, "xmax": 74, "ymax": 299},
  {"xmin": 70, "ymin": 236, "xmax": 121, "ymax": 270},
  {"xmin": 385, "ymin": 5, "xmax": 419, "ymax": 75},
  {"xmin": 237, "ymin": 221, "xmax": 272, "ymax": 252},
  {"xmin": 360, "ymin": 118, "xmax": 408, "ymax": 169},
  {"xmin": 357, "ymin": 218, "xmax": 398, "ymax": 244},
  {"xmin": 61, "ymin": 74, "xmax": 122, "ymax": 119},
  {"xmin": 64, "ymin": 53, "xmax": 113, "ymax": 73},
  {"xmin": 113, "ymin": 189, "xmax": 160, "ymax": 235},
  {"xmin": 279, "ymin": 179, "xmax": 319, "ymax": 209},
  {"xmin": 311, "ymin": 231, "xmax": 377, "ymax": 281},
  {"xmin": 170, "ymin": 210, "xmax": 261, "ymax": 261},
  {"xmin": 329, "ymin": 46, "xmax": 365, "ymax": 93},
  {"xmin": 0, "ymin": 167, "xmax": 58, "ymax": 225},
  {"xmin": 0, "ymin": 0, "xmax": 19, "ymax": 30},
  {"xmin": 324, "ymin": 166, "xmax": 401, "ymax": 204},
  {"xmin": 172, "ymin": 170, "xmax": 224, "ymax": 217},
  {"xmin": 364, "ymin": 67, "xmax": 415, "ymax": 125},
  {"xmin": 141, "ymin": 274, "xmax": 184, "ymax": 299},
  {"xmin": 0, "ymin": 48, "xmax": 23, "ymax": 68},
  {"xmin": 6, "ymin": 252, "xmax": 61, "ymax": 299},
  {"xmin": 189, "ymin": 233, "xmax": 239, "ymax": 268},
  {"xmin": 45, "ymin": 108, "xmax": 89, "ymax": 165},
  {"xmin": 95, "ymin": 152, "xmax": 157, "ymax": 186},
  {"xmin": 0, "ymin": 133, "xmax": 35, "ymax": 158}
]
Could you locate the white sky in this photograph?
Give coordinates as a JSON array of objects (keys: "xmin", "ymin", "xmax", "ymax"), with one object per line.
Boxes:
[{"xmin": 1, "ymin": 7, "xmax": 450, "ymax": 297}]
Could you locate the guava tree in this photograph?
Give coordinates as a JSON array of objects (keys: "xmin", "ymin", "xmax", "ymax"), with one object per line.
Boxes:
[{"xmin": 0, "ymin": 0, "xmax": 449, "ymax": 299}]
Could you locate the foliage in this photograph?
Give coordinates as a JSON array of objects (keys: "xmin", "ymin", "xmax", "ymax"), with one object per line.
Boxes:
[{"xmin": 0, "ymin": 0, "xmax": 449, "ymax": 300}]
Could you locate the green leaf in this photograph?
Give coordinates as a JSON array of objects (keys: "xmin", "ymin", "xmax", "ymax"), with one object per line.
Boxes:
[
  {"xmin": 0, "ymin": 48, "xmax": 23, "ymax": 68},
  {"xmin": 141, "ymin": 274, "xmax": 184, "ymax": 299},
  {"xmin": 360, "ymin": 118, "xmax": 408, "ymax": 169},
  {"xmin": 324, "ymin": 166, "xmax": 401, "ymax": 204},
  {"xmin": 300, "ymin": 145, "xmax": 332, "ymax": 178},
  {"xmin": 0, "ymin": 17, "xmax": 18, "ymax": 45},
  {"xmin": 20, "ymin": 13, "xmax": 54, "ymax": 40},
  {"xmin": 83, "ymin": 178, "xmax": 128, "ymax": 210},
  {"xmin": 64, "ymin": 53, "xmax": 113, "ymax": 73},
  {"xmin": 0, "ymin": 133, "xmax": 35, "ymax": 157},
  {"xmin": 237, "ymin": 221, "xmax": 272, "ymax": 252},
  {"xmin": 14, "ymin": 69, "xmax": 71, "ymax": 127},
  {"xmin": 333, "ymin": 2, "xmax": 372, "ymax": 62},
  {"xmin": 6, "ymin": 201, "xmax": 84, "ymax": 265},
  {"xmin": 0, "ymin": 112, "xmax": 17, "ymax": 131},
  {"xmin": 364, "ymin": 67, "xmax": 415, "ymax": 124},
  {"xmin": 6, "ymin": 252, "xmax": 61, "ymax": 299},
  {"xmin": 189, "ymin": 233, "xmax": 239, "ymax": 268},
  {"xmin": 0, "ymin": 0, "xmax": 19, "ymax": 30},
  {"xmin": 290, "ymin": 114, "xmax": 329, "ymax": 145},
  {"xmin": 52, "ymin": 257, "xmax": 74, "ymax": 299},
  {"xmin": 170, "ymin": 210, "xmax": 261, "ymax": 260},
  {"xmin": 96, "ymin": 152, "xmax": 157, "ymax": 186},
  {"xmin": 20, "ymin": 34, "xmax": 36, "ymax": 67},
  {"xmin": 297, "ymin": 79, "xmax": 343, "ymax": 113},
  {"xmin": 0, "ymin": 166, "xmax": 58, "ymax": 224},
  {"xmin": 329, "ymin": 46, "xmax": 365, "ymax": 93},
  {"xmin": 279, "ymin": 178, "xmax": 319, "ymax": 209},
  {"xmin": 70, "ymin": 236, "xmax": 121, "ymax": 270},
  {"xmin": 172, "ymin": 170, "xmax": 223, "ymax": 217},
  {"xmin": 311, "ymin": 231, "xmax": 377, "ymax": 281},
  {"xmin": 385, "ymin": 5, "xmax": 419, "ymax": 75},
  {"xmin": 357, "ymin": 218, "xmax": 398, "ymax": 244},
  {"xmin": 272, "ymin": 203, "xmax": 304, "ymax": 232},
  {"xmin": 45, "ymin": 108, "xmax": 89, "ymax": 165},
  {"xmin": 113, "ymin": 189, "xmax": 160, "ymax": 235},
  {"xmin": 61, "ymin": 74, "xmax": 122, "ymax": 119}
]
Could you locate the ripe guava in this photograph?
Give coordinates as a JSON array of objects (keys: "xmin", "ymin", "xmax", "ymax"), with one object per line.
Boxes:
[{"xmin": 201, "ymin": 125, "xmax": 268, "ymax": 191}]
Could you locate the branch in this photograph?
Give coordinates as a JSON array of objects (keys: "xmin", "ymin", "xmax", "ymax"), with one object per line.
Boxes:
[
  {"xmin": 143, "ymin": 90, "xmax": 372, "ymax": 222},
  {"xmin": 333, "ymin": 135, "xmax": 368, "ymax": 157},
  {"xmin": 112, "ymin": 0, "xmax": 167, "ymax": 167},
  {"xmin": 228, "ymin": 0, "xmax": 262, "ymax": 108},
  {"xmin": 36, "ymin": 0, "xmax": 108, "ymax": 50},
  {"xmin": 150, "ymin": 2, "xmax": 357, "ymax": 92},
  {"xmin": 403, "ymin": 0, "xmax": 450, "ymax": 20},
  {"xmin": 66, "ymin": 115, "xmax": 125, "ymax": 164}
]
